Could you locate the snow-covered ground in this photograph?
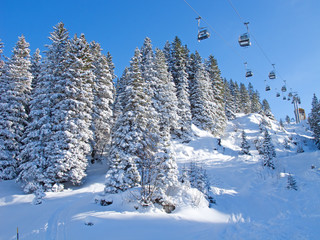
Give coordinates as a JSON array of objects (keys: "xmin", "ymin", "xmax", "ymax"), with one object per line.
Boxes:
[{"xmin": 1, "ymin": 113, "xmax": 320, "ymax": 240}]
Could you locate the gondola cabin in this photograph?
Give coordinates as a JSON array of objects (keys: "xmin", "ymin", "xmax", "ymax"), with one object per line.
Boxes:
[
  {"xmin": 238, "ymin": 33, "xmax": 251, "ymax": 47},
  {"xmin": 265, "ymin": 85, "xmax": 271, "ymax": 91},
  {"xmin": 198, "ymin": 29, "xmax": 210, "ymax": 42},
  {"xmin": 269, "ymin": 71, "xmax": 276, "ymax": 79},
  {"xmin": 281, "ymin": 85, "xmax": 287, "ymax": 92},
  {"xmin": 276, "ymin": 93, "xmax": 280, "ymax": 97},
  {"xmin": 245, "ymin": 70, "xmax": 253, "ymax": 78}
]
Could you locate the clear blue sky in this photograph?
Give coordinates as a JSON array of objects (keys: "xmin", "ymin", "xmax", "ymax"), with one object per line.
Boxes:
[{"xmin": 1, "ymin": 0, "xmax": 320, "ymax": 120}]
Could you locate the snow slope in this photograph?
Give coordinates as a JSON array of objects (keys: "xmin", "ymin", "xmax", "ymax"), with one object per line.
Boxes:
[{"xmin": 1, "ymin": 113, "xmax": 320, "ymax": 240}]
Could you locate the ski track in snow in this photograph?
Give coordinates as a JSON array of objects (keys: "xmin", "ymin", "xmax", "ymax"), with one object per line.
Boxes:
[{"xmin": 1, "ymin": 113, "xmax": 320, "ymax": 239}]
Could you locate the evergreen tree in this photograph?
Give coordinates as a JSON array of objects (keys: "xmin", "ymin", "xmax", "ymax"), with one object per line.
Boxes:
[
  {"xmin": 239, "ymin": 83, "xmax": 251, "ymax": 114},
  {"xmin": 18, "ymin": 24, "xmax": 94, "ymax": 192},
  {"xmin": 308, "ymin": 94, "xmax": 320, "ymax": 130},
  {"xmin": 163, "ymin": 41, "xmax": 172, "ymax": 73},
  {"xmin": 44, "ymin": 33, "xmax": 94, "ymax": 188},
  {"xmin": 206, "ymin": 55, "xmax": 227, "ymax": 135},
  {"xmin": 106, "ymin": 51, "xmax": 116, "ymax": 81},
  {"xmin": 181, "ymin": 161, "xmax": 214, "ymax": 205},
  {"xmin": 251, "ymin": 90, "xmax": 262, "ymax": 113},
  {"xmin": 169, "ymin": 37, "xmax": 192, "ymax": 139},
  {"xmin": 239, "ymin": 130, "xmax": 251, "ymax": 155},
  {"xmin": 153, "ymin": 48, "xmax": 179, "ymax": 140},
  {"xmin": 247, "ymin": 82, "xmax": 254, "ymax": 99},
  {"xmin": 308, "ymin": 94, "xmax": 320, "ymax": 147},
  {"xmin": 0, "ymin": 39, "xmax": 4, "ymax": 70},
  {"xmin": 287, "ymin": 174, "xmax": 298, "ymax": 190},
  {"xmin": 113, "ymin": 67, "xmax": 129, "ymax": 120},
  {"xmin": 30, "ymin": 48, "xmax": 42, "ymax": 90},
  {"xmin": 285, "ymin": 115, "xmax": 291, "ymax": 124},
  {"xmin": 262, "ymin": 99, "xmax": 275, "ymax": 120},
  {"xmin": 224, "ymin": 79, "xmax": 236, "ymax": 120},
  {"xmin": 140, "ymin": 37, "xmax": 157, "ymax": 97},
  {"xmin": 18, "ymin": 23, "xmax": 70, "ymax": 192},
  {"xmin": 189, "ymin": 53, "xmax": 217, "ymax": 134},
  {"xmin": 230, "ymin": 80, "xmax": 241, "ymax": 113},
  {"xmin": 0, "ymin": 35, "xmax": 32, "ymax": 180},
  {"xmin": 90, "ymin": 42, "xmax": 114, "ymax": 162},
  {"xmin": 279, "ymin": 119, "xmax": 284, "ymax": 129},
  {"xmin": 261, "ymin": 129, "xmax": 276, "ymax": 169},
  {"xmin": 105, "ymin": 48, "xmax": 149, "ymax": 193}
]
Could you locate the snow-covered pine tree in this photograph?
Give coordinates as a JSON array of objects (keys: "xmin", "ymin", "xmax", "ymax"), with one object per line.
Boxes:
[
  {"xmin": 206, "ymin": 55, "xmax": 227, "ymax": 135},
  {"xmin": 239, "ymin": 130, "xmax": 251, "ymax": 155},
  {"xmin": 308, "ymin": 94, "xmax": 319, "ymax": 128},
  {"xmin": 153, "ymin": 48, "xmax": 179, "ymax": 140},
  {"xmin": 279, "ymin": 119, "xmax": 284, "ymax": 130},
  {"xmin": 169, "ymin": 37, "xmax": 192, "ymax": 140},
  {"xmin": 113, "ymin": 67, "xmax": 129, "ymax": 120},
  {"xmin": 90, "ymin": 41, "xmax": 114, "ymax": 162},
  {"xmin": 230, "ymin": 80, "xmax": 241, "ymax": 114},
  {"xmin": 140, "ymin": 37, "xmax": 157, "ymax": 97},
  {"xmin": 239, "ymin": 83, "xmax": 251, "ymax": 114},
  {"xmin": 224, "ymin": 79, "xmax": 236, "ymax": 120},
  {"xmin": 262, "ymin": 99, "xmax": 275, "ymax": 120},
  {"xmin": 106, "ymin": 51, "xmax": 116, "ymax": 82},
  {"xmin": 308, "ymin": 94, "xmax": 320, "ymax": 146},
  {"xmin": 42, "ymin": 33, "xmax": 94, "ymax": 189},
  {"xmin": 18, "ymin": 23, "xmax": 70, "ymax": 193},
  {"xmin": 247, "ymin": 82, "xmax": 254, "ymax": 99},
  {"xmin": 182, "ymin": 161, "xmax": 214, "ymax": 205},
  {"xmin": 19, "ymin": 24, "xmax": 94, "ymax": 193},
  {"xmin": 251, "ymin": 90, "xmax": 262, "ymax": 113},
  {"xmin": 163, "ymin": 41, "xmax": 172, "ymax": 73},
  {"xmin": 285, "ymin": 115, "xmax": 291, "ymax": 124},
  {"xmin": 105, "ymin": 48, "xmax": 149, "ymax": 193},
  {"xmin": 0, "ymin": 35, "xmax": 32, "ymax": 180},
  {"xmin": 261, "ymin": 129, "xmax": 276, "ymax": 169},
  {"xmin": 147, "ymin": 48, "xmax": 180, "ymax": 204},
  {"xmin": 30, "ymin": 48, "xmax": 42, "ymax": 91},
  {"xmin": 0, "ymin": 39, "xmax": 4, "ymax": 70},
  {"xmin": 189, "ymin": 52, "xmax": 217, "ymax": 134},
  {"xmin": 287, "ymin": 174, "xmax": 298, "ymax": 190}
]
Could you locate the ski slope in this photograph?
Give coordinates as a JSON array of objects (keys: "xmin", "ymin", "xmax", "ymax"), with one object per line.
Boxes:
[{"xmin": 1, "ymin": 113, "xmax": 320, "ymax": 240}]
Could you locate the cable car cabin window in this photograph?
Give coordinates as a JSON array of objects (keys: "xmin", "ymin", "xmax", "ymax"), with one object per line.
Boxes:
[
  {"xmin": 269, "ymin": 71, "xmax": 276, "ymax": 79},
  {"xmin": 238, "ymin": 33, "xmax": 251, "ymax": 47},
  {"xmin": 198, "ymin": 29, "xmax": 210, "ymax": 41},
  {"xmin": 281, "ymin": 86, "xmax": 287, "ymax": 92}
]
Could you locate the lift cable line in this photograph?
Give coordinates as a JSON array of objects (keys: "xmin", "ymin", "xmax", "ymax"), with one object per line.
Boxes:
[
  {"xmin": 225, "ymin": 0, "xmax": 295, "ymax": 91},
  {"xmin": 225, "ymin": 0, "xmax": 301, "ymax": 121},
  {"xmin": 183, "ymin": 0, "xmax": 247, "ymax": 63}
]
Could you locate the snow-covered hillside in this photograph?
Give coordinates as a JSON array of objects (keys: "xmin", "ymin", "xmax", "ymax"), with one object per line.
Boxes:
[{"xmin": 1, "ymin": 113, "xmax": 320, "ymax": 240}]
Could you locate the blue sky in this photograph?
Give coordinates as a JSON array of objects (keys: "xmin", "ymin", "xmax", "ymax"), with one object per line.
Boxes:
[{"xmin": 1, "ymin": 0, "xmax": 320, "ymax": 120}]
